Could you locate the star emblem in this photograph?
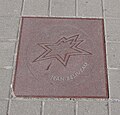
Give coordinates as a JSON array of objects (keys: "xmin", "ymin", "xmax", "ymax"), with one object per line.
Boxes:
[{"xmin": 33, "ymin": 34, "xmax": 92, "ymax": 66}]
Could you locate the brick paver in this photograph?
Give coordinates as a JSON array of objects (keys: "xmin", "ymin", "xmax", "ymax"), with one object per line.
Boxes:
[
  {"xmin": 0, "ymin": 0, "xmax": 23, "ymax": 16},
  {"xmin": 78, "ymin": 0, "xmax": 103, "ymax": 17},
  {"xmin": 105, "ymin": 19, "xmax": 120, "ymax": 42},
  {"xmin": 107, "ymin": 43, "xmax": 120, "ymax": 69},
  {"xmin": 0, "ymin": 69, "xmax": 12, "ymax": 99},
  {"xmin": 108, "ymin": 69, "xmax": 120, "ymax": 99},
  {"xmin": 110, "ymin": 100, "xmax": 120, "ymax": 115},
  {"xmin": 0, "ymin": 42, "xmax": 15, "ymax": 69},
  {"xmin": 9, "ymin": 100, "xmax": 41, "ymax": 115},
  {"xmin": 44, "ymin": 101, "xmax": 75, "ymax": 115},
  {"xmin": 78, "ymin": 100, "xmax": 108, "ymax": 115},
  {"xmin": 23, "ymin": 0, "xmax": 49, "ymax": 16},
  {"xmin": 103, "ymin": 0, "xmax": 120, "ymax": 18},
  {"xmin": 0, "ymin": 100, "xmax": 8, "ymax": 115},
  {"xmin": 51, "ymin": 0, "xmax": 75, "ymax": 16},
  {"xmin": 0, "ymin": 17, "xmax": 19, "ymax": 40}
]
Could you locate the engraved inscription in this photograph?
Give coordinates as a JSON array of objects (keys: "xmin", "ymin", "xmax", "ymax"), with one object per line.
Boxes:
[{"xmin": 51, "ymin": 62, "xmax": 88, "ymax": 81}]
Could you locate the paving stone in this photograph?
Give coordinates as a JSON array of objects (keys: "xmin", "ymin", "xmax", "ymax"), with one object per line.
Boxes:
[
  {"xmin": 0, "ymin": 0, "xmax": 22, "ymax": 16},
  {"xmin": 0, "ymin": 69, "xmax": 12, "ymax": 99},
  {"xmin": 13, "ymin": 17, "xmax": 108, "ymax": 98},
  {"xmin": 110, "ymin": 101, "xmax": 120, "ymax": 115},
  {"xmin": 9, "ymin": 100, "xmax": 41, "ymax": 115},
  {"xmin": 51, "ymin": 0, "xmax": 75, "ymax": 16},
  {"xmin": 105, "ymin": 19, "xmax": 120, "ymax": 42},
  {"xmin": 44, "ymin": 101, "xmax": 75, "ymax": 115},
  {"xmin": 0, "ymin": 100, "xmax": 8, "ymax": 115},
  {"xmin": 108, "ymin": 69, "xmax": 120, "ymax": 99},
  {"xmin": 78, "ymin": 100, "xmax": 108, "ymax": 115},
  {"xmin": 0, "ymin": 42, "xmax": 15, "ymax": 69},
  {"xmin": 78, "ymin": 0, "xmax": 103, "ymax": 18},
  {"xmin": 0, "ymin": 17, "xmax": 19, "ymax": 40},
  {"xmin": 103, "ymin": 0, "xmax": 120, "ymax": 18},
  {"xmin": 107, "ymin": 43, "xmax": 120, "ymax": 69},
  {"xmin": 105, "ymin": 19, "xmax": 120, "ymax": 41},
  {"xmin": 23, "ymin": 0, "xmax": 49, "ymax": 16}
]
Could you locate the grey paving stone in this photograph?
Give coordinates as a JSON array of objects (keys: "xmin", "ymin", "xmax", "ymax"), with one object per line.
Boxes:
[
  {"xmin": 78, "ymin": 100, "xmax": 108, "ymax": 115},
  {"xmin": 0, "ymin": 100, "xmax": 8, "ymax": 115},
  {"xmin": 0, "ymin": 69, "xmax": 12, "ymax": 99},
  {"xmin": 51, "ymin": 0, "xmax": 75, "ymax": 16},
  {"xmin": 0, "ymin": 0, "xmax": 23, "ymax": 16},
  {"xmin": 22, "ymin": 0, "xmax": 49, "ymax": 16},
  {"xmin": 103, "ymin": 0, "xmax": 120, "ymax": 18},
  {"xmin": 78, "ymin": 0, "xmax": 103, "ymax": 18},
  {"xmin": 9, "ymin": 100, "xmax": 41, "ymax": 115},
  {"xmin": 0, "ymin": 42, "xmax": 15, "ymax": 69},
  {"xmin": 108, "ymin": 69, "xmax": 120, "ymax": 99},
  {"xmin": 44, "ymin": 101, "xmax": 75, "ymax": 115},
  {"xmin": 106, "ymin": 43, "xmax": 120, "ymax": 69},
  {"xmin": 0, "ymin": 17, "xmax": 19, "ymax": 40},
  {"xmin": 105, "ymin": 19, "xmax": 120, "ymax": 42},
  {"xmin": 110, "ymin": 101, "xmax": 120, "ymax": 115}
]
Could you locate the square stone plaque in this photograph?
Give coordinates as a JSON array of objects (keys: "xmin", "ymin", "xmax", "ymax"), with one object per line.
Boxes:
[{"xmin": 13, "ymin": 17, "xmax": 108, "ymax": 98}]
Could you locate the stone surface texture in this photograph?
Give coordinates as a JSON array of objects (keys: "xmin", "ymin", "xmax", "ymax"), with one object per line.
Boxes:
[
  {"xmin": 13, "ymin": 17, "xmax": 108, "ymax": 98},
  {"xmin": 44, "ymin": 101, "xmax": 75, "ymax": 115},
  {"xmin": 0, "ymin": 0, "xmax": 120, "ymax": 114}
]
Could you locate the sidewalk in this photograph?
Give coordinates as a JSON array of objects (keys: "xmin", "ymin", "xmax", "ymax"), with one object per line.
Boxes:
[{"xmin": 0, "ymin": 0, "xmax": 120, "ymax": 115}]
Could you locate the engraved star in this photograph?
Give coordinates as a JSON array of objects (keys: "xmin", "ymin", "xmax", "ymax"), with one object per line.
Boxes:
[{"xmin": 33, "ymin": 34, "xmax": 92, "ymax": 66}]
